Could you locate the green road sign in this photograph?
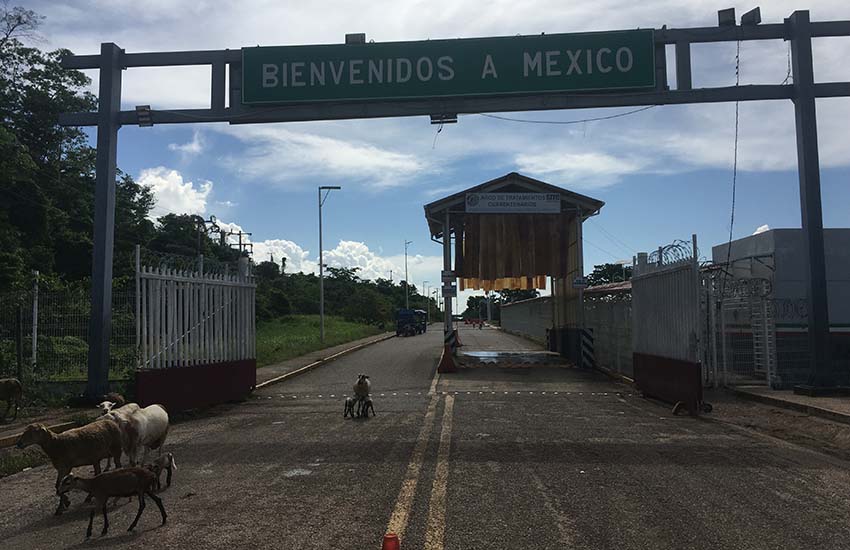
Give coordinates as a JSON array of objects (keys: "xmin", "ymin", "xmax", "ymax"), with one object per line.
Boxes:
[{"xmin": 242, "ymin": 29, "xmax": 655, "ymax": 105}]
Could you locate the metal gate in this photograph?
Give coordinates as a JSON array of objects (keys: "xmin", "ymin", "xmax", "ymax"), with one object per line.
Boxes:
[
  {"xmin": 631, "ymin": 236, "xmax": 702, "ymax": 413},
  {"xmin": 701, "ymin": 267, "xmax": 777, "ymax": 387},
  {"xmin": 134, "ymin": 247, "xmax": 257, "ymax": 411}
]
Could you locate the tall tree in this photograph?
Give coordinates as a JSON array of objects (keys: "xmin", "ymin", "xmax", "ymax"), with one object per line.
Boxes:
[{"xmin": 586, "ymin": 263, "xmax": 632, "ymax": 287}]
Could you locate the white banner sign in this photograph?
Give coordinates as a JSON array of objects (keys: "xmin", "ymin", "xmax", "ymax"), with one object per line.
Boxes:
[{"xmin": 465, "ymin": 193, "xmax": 561, "ymax": 213}]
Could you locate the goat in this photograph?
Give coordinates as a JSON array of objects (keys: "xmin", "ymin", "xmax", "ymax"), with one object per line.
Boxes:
[
  {"xmin": 146, "ymin": 452, "xmax": 176, "ymax": 491},
  {"xmin": 102, "ymin": 392, "xmax": 125, "ymax": 408},
  {"xmin": 358, "ymin": 396, "xmax": 376, "ymax": 418},
  {"xmin": 97, "ymin": 397, "xmax": 132, "ymax": 416},
  {"xmin": 0, "ymin": 378, "xmax": 22, "ymax": 422},
  {"xmin": 58, "ymin": 468, "xmax": 167, "ymax": 538},
  {"xmin": 16, "ymin": 420, "xmax": 123, "ymax": 515},
  {"xmin": 107, "ymin": 404, "xmax": 169, "ymax": 466},
  {"xmin": 344, "ymin": 397, "xmax": 356, "ymax": 418},
  {"xmin": 353, "ymin": 374, "xmax": 370, "ymax": 399}
]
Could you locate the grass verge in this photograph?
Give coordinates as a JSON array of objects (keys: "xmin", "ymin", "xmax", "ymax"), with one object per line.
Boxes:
[
  {"xmin": 0, "ymin": 447, "xmax": 47, "ymax": 478},
  {"xmin": 256, "ymin": 315, "xmax": 383, "ymax": 367}
]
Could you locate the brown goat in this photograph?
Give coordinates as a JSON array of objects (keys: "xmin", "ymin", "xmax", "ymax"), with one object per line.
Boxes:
[
  {"xmin": 146, "ymin": 452, "xmax": 176, "ymax": 491},
  {"xmin": 59, "ymin": 468, "xmax": 166, "ymax": 538},
  {"xmin": 17, "ymin": 420, "xmax": 123, "ymax": 515},
  {"xmin": 0, "ymin": 378, "xmax": 22, "ymax": 422}
]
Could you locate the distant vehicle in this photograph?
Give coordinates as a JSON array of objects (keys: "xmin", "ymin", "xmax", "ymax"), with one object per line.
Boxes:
[{"xmin": 396, "ymin": 309, "xmax": 427, "ymax": 336}]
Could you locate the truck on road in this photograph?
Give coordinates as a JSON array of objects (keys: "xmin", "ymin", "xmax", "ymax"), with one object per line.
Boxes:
[{"xmin": 396, "ymin": 309, "xmax": 427, "ymax": 336}]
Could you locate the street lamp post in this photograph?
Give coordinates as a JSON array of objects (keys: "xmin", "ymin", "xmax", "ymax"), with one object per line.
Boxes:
[
  {"xmin": 404, "ymin": 240, "xmax": 413, "ymax": 309},
  {"xmin": 319, "ymin": 185, "xmax": 341, "ymax": 343}
]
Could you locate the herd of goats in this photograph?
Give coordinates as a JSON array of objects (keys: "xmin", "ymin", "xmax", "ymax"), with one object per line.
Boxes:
[
  {"xmin": 0, "ymin": 372, "xmax": 378, "ymax": 538},
  {"xmin": 2, "ymin": 377, "xmax": 174, "ymax": 538}
]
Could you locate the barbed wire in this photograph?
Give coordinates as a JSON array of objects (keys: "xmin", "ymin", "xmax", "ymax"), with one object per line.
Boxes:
[
  {"xmin": 647, "ymin": 239, "xmax": 698, "ymax": 266},
  {"xmin": 138, "ymin": 249, "xmax": 240, "ymax": 276}
]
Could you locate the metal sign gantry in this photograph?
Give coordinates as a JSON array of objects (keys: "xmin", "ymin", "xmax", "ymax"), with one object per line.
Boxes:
[{"xmin": 59, "ymin": 10, "xmax": 850, "ymax": 397}]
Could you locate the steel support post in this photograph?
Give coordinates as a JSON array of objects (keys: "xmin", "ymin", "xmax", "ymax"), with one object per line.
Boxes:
[
  {"xmin": 788, "ymin": 11, "xmax": 835, "ymax": 388},
  {"xmin": 443, "ymin": 211, "xmax": 452, "ymax": 336},
  {"xmin": 85, "ymin": 43, "xmax": 123, "ymax": 401},
  {"xmin": 319, "ymin": 188, "xmax": 325, "ymax": 343}
]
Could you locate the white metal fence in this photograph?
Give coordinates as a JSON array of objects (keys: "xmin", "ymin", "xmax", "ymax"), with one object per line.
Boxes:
[
  {"xmin": 136, "ymin": 249, "xmax": 256, "ymax": 369},
  {"xmin": 632, "ymin": 237, "xmax": 701, "ymax": 364}
]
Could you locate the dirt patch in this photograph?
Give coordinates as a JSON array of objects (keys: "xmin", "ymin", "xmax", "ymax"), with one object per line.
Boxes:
[{"xmin": 706, "ymin": 390, "xmax": 850, "ymax": 461}]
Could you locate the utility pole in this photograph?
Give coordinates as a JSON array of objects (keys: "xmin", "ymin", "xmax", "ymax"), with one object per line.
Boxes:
[
  {"xmin": 319, "ymin": 185, "xmax": 341, "ymax": 343},
  {"xmin": 404, "ymin": 240, "xmax": 412, "ymax": 309}
]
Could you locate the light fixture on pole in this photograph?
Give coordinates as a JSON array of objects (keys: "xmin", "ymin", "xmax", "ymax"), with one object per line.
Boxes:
[
  {"xmin": 404, "ymin": 240, "xmax": 413, "ymax": 309},
  {"xmin": 319, "ymin": 185, "xmax": 341, "ymax": 343}
]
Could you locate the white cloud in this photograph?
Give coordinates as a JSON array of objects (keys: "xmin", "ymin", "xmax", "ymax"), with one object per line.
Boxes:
[
  {"xmin": 218, "ymin": 125, "xmax": 427, "ymax": 190},
  {"xmin": 255, "ymin": 240, "xmax": 317, "ymax": 275},
  {"xmin": 515, "ymin": 151, "xmax": 648, "ymax": 189},
  {"xmin": 138, "ymin": 167, "xmax": 212, "ymax": 220},
  {"xmin": 753, "ymin": 224, "xmax": 770, "ymax": 235},
  {"xmin": 34, "ymin": 0, "xmax": 850, "ymax": 194},
  {"xmin": 168, "ymin": 131, "xmax": 205, "ymax": 156}
]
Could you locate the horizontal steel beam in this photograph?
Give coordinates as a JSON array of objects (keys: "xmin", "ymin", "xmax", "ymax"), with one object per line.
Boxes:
[
  {"xmin": 61, "ymin": 49, "xmax": 238, "ymax": 70},
  {"xmin": 60, "ymin": 84, "xmax": 803, "ymax": 127},
  {"xmin": 59, "ymin": 19, "xmax": 850, "ymax": 71},
  {"xmin": 813, "ymin": 82, "xmax": 850, "ymax": 98}
]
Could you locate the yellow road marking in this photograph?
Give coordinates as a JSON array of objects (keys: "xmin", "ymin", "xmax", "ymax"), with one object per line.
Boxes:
[
  {"xmin": 386, "ymin": 394, "xmax": 440, "ymax": 541},
  {"xmin": 429, "ymin": 371, "xmax": 441, "ymax": 396},
  {"xmin": 424, "ymin": 394, "xmax": 455, "ymax": 550}
]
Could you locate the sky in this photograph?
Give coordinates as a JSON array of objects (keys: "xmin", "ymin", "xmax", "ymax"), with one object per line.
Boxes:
[{"xmin": 23, "ymin": 0, "xmax": 850, "ymax": 308}]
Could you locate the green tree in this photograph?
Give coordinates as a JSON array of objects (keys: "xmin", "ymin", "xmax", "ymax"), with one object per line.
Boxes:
[
  {"xmin": 499, "ymin": 289, "xmax": 538, "ymax": 303},
  {"xmin": 586, "ymin": 263, "xmax": 632, "ymax": 286}
]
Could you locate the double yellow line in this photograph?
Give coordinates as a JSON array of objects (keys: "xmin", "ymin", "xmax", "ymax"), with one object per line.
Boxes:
[{"xmin": 386, "ymin": 373, "xmax": 455, "ymax": 550}]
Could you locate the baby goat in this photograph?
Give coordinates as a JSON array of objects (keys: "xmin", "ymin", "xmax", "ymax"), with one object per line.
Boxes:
[
  {"xmin": 146, "ymin": 452, "xmax": 176, "ymax": 491},
  {"xmin": 58, "ymin": 468, "xmax": 166, "ymax": 538},
  {"xmin": 344, "ymin": 397, "xmax": 356, "ymax": 418},
  {"xmin": 359, "ymin": 396, "xmax": 376, "ymax": 418}
]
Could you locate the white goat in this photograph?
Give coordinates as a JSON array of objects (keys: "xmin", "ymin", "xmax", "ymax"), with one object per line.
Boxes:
[
  {"xmin": 104, "ymin": 404, "xmax": 169, "ymax": 466},
  {"xmin": 353, "ymin": 374, "xmax": 371, "ymax": 399}
]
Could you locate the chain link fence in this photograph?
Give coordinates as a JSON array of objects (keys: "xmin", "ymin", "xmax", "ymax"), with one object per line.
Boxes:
[{"xmin": 0, "ymin": 286, "xmax": 136, "ymax": 382}]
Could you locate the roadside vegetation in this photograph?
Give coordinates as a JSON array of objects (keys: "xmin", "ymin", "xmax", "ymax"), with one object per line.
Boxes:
[
  {"xmin": 256, "ymin": 315, "xmax": 382, "ymax": 367},
  {"xmin": 0, "ymin": 4, "xmax": 440, "ymax": 387}
]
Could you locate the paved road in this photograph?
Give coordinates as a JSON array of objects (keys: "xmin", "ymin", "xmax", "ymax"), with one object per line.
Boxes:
[{"xmin": 2, "ymin": 325, "xmax": 850, "ymax": 549}]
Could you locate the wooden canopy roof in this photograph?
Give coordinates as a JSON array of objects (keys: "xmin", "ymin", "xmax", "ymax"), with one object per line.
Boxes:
[{"xmin": 423, "ymin": 172, "xmax": 605, "ymax": 238}]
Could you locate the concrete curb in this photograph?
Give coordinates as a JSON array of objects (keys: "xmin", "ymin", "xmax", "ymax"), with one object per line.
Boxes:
[
  {"xmin": 594, "ymin": 366, "xmax": 636, "ymax": 386},
  {"xmin": 255, "ymin": 333, "xmax": 396, "ymax": 390},
  {"xmin": 731, "ymin": 388, "xmax": 850, "ymax": 427},
  {"xmin": 0, "ymin": 420, "xmax": 80, "ymax": 450}
]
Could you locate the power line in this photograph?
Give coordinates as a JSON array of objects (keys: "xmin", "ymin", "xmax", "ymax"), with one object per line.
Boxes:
[
  {"xmin": 721, "ymin": 41, "xmax": 742, "ymax": 299},
  {"xmin": 476, "ymin": 105, "xmax": 657, "ymax": 125},
  {"xmin": 588, "ymin": 218, "xmax": 636, "ymax": 256},
  {"xmin": 583, "ymin": 238, "xmax": 620, "ymax": 261}
]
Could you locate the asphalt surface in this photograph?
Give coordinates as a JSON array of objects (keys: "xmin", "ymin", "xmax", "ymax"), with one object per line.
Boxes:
[{"xmin": 2, "ymin": 326, "xmax": 850, "ymax": 549}]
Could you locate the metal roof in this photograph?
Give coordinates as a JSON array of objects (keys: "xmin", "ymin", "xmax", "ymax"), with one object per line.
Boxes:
[
  {"xmin": 583, "ymin": 280, "xmax": 632, "ymax": 295},
  {"xmin": 423, "ymin": 172, "xmax": 605, "ymax": 238}
]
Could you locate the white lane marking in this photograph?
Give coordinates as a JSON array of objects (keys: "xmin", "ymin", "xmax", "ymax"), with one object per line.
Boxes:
[
  {"xmin": 386, "ymin": 395, "xmax": 441, "ymax": 542},
  {"xmin": 424, "ymin": 395, "xmax": 455, "ymax": 550}
]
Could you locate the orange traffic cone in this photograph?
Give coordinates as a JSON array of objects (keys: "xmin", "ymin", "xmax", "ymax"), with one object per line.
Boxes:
[
  {"xmin": 438, "ymin": 344, "xmax": 457, "ymax": 373},
  {"xmin": 382, "ymin": 533, "xmax": 401, "ymax": 550}
]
